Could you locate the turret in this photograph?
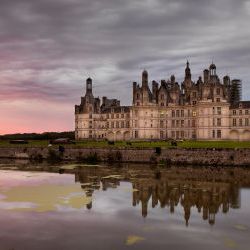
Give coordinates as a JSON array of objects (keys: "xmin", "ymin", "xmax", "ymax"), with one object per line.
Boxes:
[
  {"xmin": 171, "ymin": 75, "xmax": 175, "ymax": 84},
  {"xmin": 223, "ymin": 75, "xmax": 230, "ymax": 86},
  {"xmin": 185, "ymin": 61, "xmax": 191, "ymax": 80},
  {"xmin": 209, "ymin": 63, "xmax": 216, "ymax": 77},
  {"xmin": 142, "ymin": 70, "xmax": 148, "ymax": 89},
  {"xmin": 203, "ymin": 69, "xmax": 209, "ymax": 83},
  {"xmin": 86, "ymin": 77, "xmax": 93, "ymax": 96},
  {"xmin": 152, "ymin": 81, "xmax": 159, "ymax": 101}
]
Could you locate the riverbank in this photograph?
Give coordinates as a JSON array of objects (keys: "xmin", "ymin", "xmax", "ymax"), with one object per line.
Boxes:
[{"xmin": 0, "ymin": 146, "xmax": 250, "ymax": 166}]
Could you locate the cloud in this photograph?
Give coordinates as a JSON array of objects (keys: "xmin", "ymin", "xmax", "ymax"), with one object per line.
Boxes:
[{"xmin": 0, "ymin": 0, "xmax": 250, "ymax": 133}]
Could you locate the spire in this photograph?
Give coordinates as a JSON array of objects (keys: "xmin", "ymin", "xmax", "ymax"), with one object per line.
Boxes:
[
  {"xmin": 185, "ymin": 61, "xmax": 191, "ymax": 80},
  {"xmin": 86, "ymin": 77, "xmax": 93, "ymax": 96},
  {"xmin": 142, "ymin": 69, "xmax": 148, "ymax": 88}
]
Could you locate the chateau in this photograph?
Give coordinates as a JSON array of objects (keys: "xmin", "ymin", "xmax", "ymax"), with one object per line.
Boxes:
[{"xmin": 75, "ymin": 62, "xmax": 250, "ymax": 141}]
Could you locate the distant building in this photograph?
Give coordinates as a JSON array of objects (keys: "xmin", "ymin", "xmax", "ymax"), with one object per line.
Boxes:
[{"xmin": 75, "ymin": 62, "xmax": 250, "ymax": 141}]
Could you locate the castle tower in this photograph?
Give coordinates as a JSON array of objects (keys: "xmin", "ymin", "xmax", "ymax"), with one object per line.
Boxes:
[
  {"xmin": 209, "ymin": 63, "xmax": 216, "ymax": 77},
  {"xmin": 183, "ymin": 61, "xmax": 192, "ymax": 91},
  {"xmin": 86, "ymin": 77, "xmax": 93, "ymax": 97},
  {"xmin": 203, "ymin": 69, "xmax": 209, "ymax": 83},
  {"xmin": 142, "ymin": 70, "xmax": 148, "ymax": 89},
  {"xmin": 185, "ymin": 61, "xmax": 192, "ymax": 81}
]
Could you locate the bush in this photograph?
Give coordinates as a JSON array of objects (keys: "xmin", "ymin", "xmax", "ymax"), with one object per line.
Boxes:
[
  {"xmin": 29, "ymin": 153, "xmax": 43, "ymax": 163},
  {"xmin": 150, "ymin": 154, "xmax": 157, "ymax": 164},
  {"xmin": 77, "ymin": 152, "xmax": 100, "ymax": 164},
  {"xmin": 107, "ymin": 151, "xmax": 123, "ymax": 163},
  {"xmin": 155, "ymin": 147, "xmax": 161, "ymax": 155},
  {"xmin": 47, "ymin": 149, "xmax": 62, "ymax": 164}
]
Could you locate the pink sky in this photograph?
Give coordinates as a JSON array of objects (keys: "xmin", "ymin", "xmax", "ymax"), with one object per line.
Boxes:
[
  {"xmin": 1, "ymin": 0, "xmax": 250, "ymax": 135},
  {"xmin": 0, "ymin": 100, "xmax": 74, "ymax": 134}
]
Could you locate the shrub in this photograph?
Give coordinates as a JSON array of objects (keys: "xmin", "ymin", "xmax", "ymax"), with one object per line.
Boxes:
[
  {"xmin": 155, "ymin": 147, "xmax": 161, "ymax": 155},
  {"xmin": 150, "ymin": 154, "xmax": 157, "ymax": 164},
  {"xmin": 76, "ymin": 151, "xmax": 100, "ymax": 164},
  {"xmin": 47, "ymin": 149, "xmax": 62, "ymax": 164}
]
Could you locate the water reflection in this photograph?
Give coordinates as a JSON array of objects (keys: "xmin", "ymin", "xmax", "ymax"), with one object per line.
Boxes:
[{"xmin": 72, "ymin": 165, "xmax": 248, "ymax": 226}]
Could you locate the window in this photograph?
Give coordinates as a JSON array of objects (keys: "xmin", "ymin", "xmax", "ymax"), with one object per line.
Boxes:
[
  {"xmin": 181, "ymin": 110, "xmax": 184, "ymax": 117},
  {"xmin": 171, "ymin": 131, "xmax": 175, "ymax": 138},
  {"xmin": 172, "ymin": 120, "xmax": 175, "ymax": 127},
  {"xmin": 192, "ymin": 120, "xmax": 196, "ymax": 127},
  {"xmin": 176, "ymin": 110, "xmax": 180, "ymax": 117},
  {"xmin": 111, "ymin": 114, "xmax": 114, "ymax": 119},
  {"xmin": 135, "ymin": 131, "xmax": 138, "ymax": 139},
  {"xmin": 216, "ymin": 98, "xmax": 220, "ymax": 103},
  {"xmin": 116, "ymin": 114, "xmax": 119, "ymax": 118},
  {"xmin": 216, "ymin": 88, "xmax": 220, "ymax": 95},
  {"xmin": 192, "ymin": 111, "xmax": 197, "ymax": 117},
  {"xmin": 160, "ymin": 120, "xmax": 164, "ymax": 128},
  {"xmin": 212, "ymin": 130, "xmax": 215, "ymax": 138},
  {"xmin": 181, "ymin": 120, "xmax": 184, "ymax": 127},
  {"xmin": 111, "ymin": 122, "xmax": 114, "ymax": 128},
  {"xmin": 192, "ymin": 92, "xmax": 197, "ymax": 98},
  {"xmin": 121, "ymin": 114, "xmax": 124, "ymax": 118},
  {"xmin": 121, "ymin": 121, "xmax": 124, "ymax": 128},
  {"xmin": 233, "ymin": 110, "xmax": 236, "ymax": 115},
  {"xmin": 239, "ymin": 119, "xmax": 243, "ymax": 126},
  {"xmin": 176, "ymin": 131, "xmax": 180, "ymax": 139},
  {"xmin": 176, "ymin": 120, "xmax": 180, "ymax": 128},
  {"xmin": 217, "ymin": 118, "xmax": 221, "ymax": 126},
  {"xmin": 217, "ymin": 107, "xmax": 221, "ymax": 115},
  {"xmin": 181, "ymin": 131, "xmax": 184, "ymax": 138},
  {"xmin": 161, "ymin": 94, "xmax": 164, "ymax": 100},
  {"xmin": 161, "ymin": 102, "xmax": 164, "ymax": 106},
  {"xmin": 217, "ymin": 130, "xmax": 221, "ymax": 139},
  {"xmin": 245, "ymin": 118, "xmax": 249, "ymax": 126},
  {"xmin": 126, "ymin": 121, "xmax": 130, "ymax": 128},
  {"xmin": 137, "ymin": 93, "xmax": 140, "ymax": 99},
  {"xmin": 245, "ymin": 110, "xmax": 249, "ymax": 115},
  {"xmin": 172, "ymin": 110, "xmax": 175, "ymax": 117},
  {"xmin": 160, "ymin": 131, "xmax": 164, "ymax": 139},
  {"xmin": 239, "ymin": 110, "xmax": 242, "ymax": 115},
  {"xmin": 233, "ymin": 118, "xmax": 236, "ymax": 126}
]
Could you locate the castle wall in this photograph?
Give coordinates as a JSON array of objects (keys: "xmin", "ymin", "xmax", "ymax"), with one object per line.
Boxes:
[
  {"xmin": 75, "ymin": 64, "xmax": 250, "ymax": 141},
  {"xmin": 1, "ymin": 146, "xmax": 250, "ymax": 166}
]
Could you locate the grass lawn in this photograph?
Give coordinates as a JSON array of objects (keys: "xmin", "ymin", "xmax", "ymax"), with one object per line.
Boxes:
[{"xmin": 1, "ymin": 139, "xmax": 250, "ymax": 149}]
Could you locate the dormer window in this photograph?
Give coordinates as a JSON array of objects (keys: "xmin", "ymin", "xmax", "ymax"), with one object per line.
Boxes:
[
  {"xmin": 161, "ymin": 94, "xmax": 164, "ymax": 100},
  {"xmin": 216, "ymin": 88, "xmax": 220, "ymax": 95}
]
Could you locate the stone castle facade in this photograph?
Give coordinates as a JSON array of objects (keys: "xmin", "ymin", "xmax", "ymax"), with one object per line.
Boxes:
[{"xmin": 75, "ymin": 62, "xmax": 250, "ymax": 141}]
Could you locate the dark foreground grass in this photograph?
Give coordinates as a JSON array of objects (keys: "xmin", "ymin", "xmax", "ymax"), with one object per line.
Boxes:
[{"xmin": 1, "ymin": 139, "xmax": 250, "ymax": 149}]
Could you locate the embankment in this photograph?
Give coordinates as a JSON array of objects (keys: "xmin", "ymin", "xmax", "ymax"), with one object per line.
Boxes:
[{"xmin": 0, "ymin": 146, "xmax": 249, "ymax": 166}]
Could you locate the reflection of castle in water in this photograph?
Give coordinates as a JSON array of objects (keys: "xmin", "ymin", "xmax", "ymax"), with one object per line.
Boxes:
[{"xmin": 74, "ymin": 166, "xmax": 244, "ymax": 226}]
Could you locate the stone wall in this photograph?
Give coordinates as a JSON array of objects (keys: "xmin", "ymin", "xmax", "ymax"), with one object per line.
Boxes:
[{"xmin": 0, "ymin": 146, "xmax": 250, "ymax": 166}]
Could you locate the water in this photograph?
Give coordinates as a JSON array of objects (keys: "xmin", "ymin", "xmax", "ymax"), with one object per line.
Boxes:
[{"xmin": 0, "ymin": 163, "xmax": 249, "ymax": 250}]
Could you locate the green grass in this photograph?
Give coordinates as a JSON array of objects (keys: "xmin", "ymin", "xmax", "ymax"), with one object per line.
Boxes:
[
  {"xmin": 1, "ymin": 139, "xmax": 250, "ymax": 149},
  {"xmin": 0, "ymin": 140, "xmax": 49, "ymax": 147},
  {"xmin": 179, "ymin": 140, "xmax": 250, "ymax": 149}
]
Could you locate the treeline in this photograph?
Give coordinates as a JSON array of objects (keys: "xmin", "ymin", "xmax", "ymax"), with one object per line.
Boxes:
[{"xmin": 0, "ymin": 131, "xmax": 75, "ymax": 140}]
